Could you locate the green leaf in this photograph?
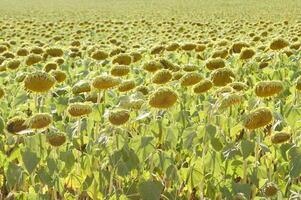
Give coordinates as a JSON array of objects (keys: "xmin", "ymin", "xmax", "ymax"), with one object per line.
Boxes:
[
  {"xmin": 6, "ymin": 162, "xmax": 23, "ymax": 189},
  {"xmin": 22, "ymin": 149, "xmax": 40, "ymax": 174},
  {"xmin": 37, "ymin": 167, "xmax": 53, "ymax": 186},
  {"xmin": 166, "ymin": 165, "xmax": 179, "ymax": 182},
  {"xmin": 206, "ymin": 124, "xmax": 217, "ymax": 138},
  {"xmin": 280, "ymin": 143, "xmax": 293, "ymax": 161},
  {"xmin": 182, "ymin": 130, "xmax": 197, "ymax": 149},
  {"xmin": 90, "ymin": 104, "xmax": 102, "ymax": 122},
  {"xmin": 0, "ymin": 116, "xmax": 4, "ymax": 133},
  {"xmin": 83, "ymin": 176, "xmax": 93, "ymax": 190},
  {"xmin": 241, "ymin": 139, "xmax": 255, "ymax": 159},
  {"xmin": 232, "ymin": 183, "xmax": 252, "ymax": 197},
  {"xmin": 13, "ymin": 93, "xmax": 28, "ymax": 106},
  {"xmin": 190, "ymin": 168, "xmax": 203, "ymax": 188},
  {"xmin": 289, "ymin": 146, "xmax": 301, "ymax": 178},
  {"xmin": 211, "ymin": 137, "xmax": 223, "ymax": 151},
  {"xmin": 47, "ymin": 158, "xmax": 58, "ymax": 175},
  {"xmin": 60, "ymin": 150, "xmax": 75, "ymax": 169},
  {"xmin": 121, "ymin": 146, "xmax": 140, "ymax": 174},
  {"xmin": 138, "ymin": 180, "xmax": 163, "ymax": 200}
]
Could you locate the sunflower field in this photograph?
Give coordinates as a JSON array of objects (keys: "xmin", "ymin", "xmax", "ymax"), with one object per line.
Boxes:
[{"xmin": 1, "ymin": 0, "xmax": 301, "ymax": 199}]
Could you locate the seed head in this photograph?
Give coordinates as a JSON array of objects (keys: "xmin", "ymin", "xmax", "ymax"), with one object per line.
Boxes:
[
  {"xmin": 6, "ymin": 116, "xmax": 28, "ymax": 134},
  {"xmin": 111, "ymin": 65, "xmax": 130, "ymax": 76},
  {"xmin": 68, "ymin": 103, "xmax": 92, "ymax": 117},
  {"xmin": 6, "ymin": 59, "xmax": 21, "ymax": 70},
  {"xmin": 28, "ymin": 113, "xmax": 52, "ymax": 129},
  {"xmin": 152, "ymin": 69, "xmax": 172, "ymax": 84},
  {"xmin": 91, "ymin": 50, "xmax": 108, "ymax": 61},
  {"xmin": 118, "ymin": 80, "xmax": 136, "ymax": 92},
  {"xmin": 51, "ymin": 70, "xmax": 67, "ymax": 83},
  {"xmin": 72, "ymin": 81, "xmax": 91, "ymax": 94},
  {"xmin": 24, "ymin": 71, "xmax": 56, "ymax": 93},
  {"xmin": 25, "ymin": 54, "xmax": 42, "ymax": 66},
  {"xmin": 44, "ymin": 62, "xmax": 58, "ymax": 72},
  {"xmin": 180, "ymin": 72, "xmax": 202, "ymax": 86},
  {"xmin": 149, "ymin": 87, "xmax": 178, "ymax": 109},
  {"xmin": 47, "ymin": 132, "xmax": 66, "ymax": 147},
  {"xmin": 271, "ymin": 132, "xmax": 290, "ymax": 144},
  {"xmin": 193, "ymin": 79, "xmax": 213, "ymax": 94},
  {"xmin": 92, "ymin": 75, "xmax": 121, "ymax": 90},
  {"xmin": 239, "ymin": 48, "xmax": 255, "ymax": 60},
  {"xmin": 46, "ymin": 47, "xmax": 64, "ymax": 57},
  {"xmin": 108, "ymin": 109, "xmax": 130, "ymax": 125},
  {"xmin": 270, "ymin": 38, "xmax": 289, "ymax": 50},
  {"xmin": 206, "ymin": 58, "xmax": 225, "ymax": 70},
  {"xmin": 143, "ymin": 61, "xmax": 162, "ymax": 73},
  {"xmin": 211, "ymin": 68, "xmax": 235, "ymax": 86},
  {"xmin": 244, "ymin": 108, "xmax": 273, "ymax": 130},
  {"xmin": 255, "ymin": 81, "xmax": 283, "ymax": 97},
  {"xmin": 112, "ymin": 53, "xmax": 132, "ymax": 65}
]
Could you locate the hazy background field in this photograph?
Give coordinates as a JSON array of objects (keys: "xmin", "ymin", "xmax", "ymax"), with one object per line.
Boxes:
[{"xmin": 0, "ymin": 0, "xmax": 300, "ymax": 21}]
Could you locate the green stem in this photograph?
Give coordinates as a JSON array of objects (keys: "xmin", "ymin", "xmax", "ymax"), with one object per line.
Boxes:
[
  {"xmin": 101, "ymin": 90, "xmax": 106, "ymax": 124},
  {"xmin": 157, "ymin": 113, "xmax": 163, "ymax": 145},
  {"xmin": 78, "ymin": 119, "xmax": 84, "ymax": 157},
  {"xmin": 116, "ymin": 130, "xmax": 119, "ymax": 149},
  {"xmin": 38, "ymin": 130, "xmax": 43, "ymax": 158},
  {"xmin": 34, "ymin": 94, "xmax": 39, "ymax": 112},
  {"xmin": 228, "ymin": 107, "xmax": 232, "ymax": 138},
  {"xmin": 200, "ymin": 128, "xmax": 208, "ymax": 199},
  {"xmin": 243, "ymin": 132, "xmax": 250, "ymax": 184}
]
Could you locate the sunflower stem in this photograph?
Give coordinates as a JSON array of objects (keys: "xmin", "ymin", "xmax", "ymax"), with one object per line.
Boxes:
[
  {"xmin": 39, "ymin": 132, "xmax": 43, "ymax": 159},
  {"xmin": 157, "ymin": 113, "xmax": 163, "ymax": 146},
  {"xmin": 243, "ymin": 132, "xmax": 250, "ymax": 184},
  {"xmin": 78, "ymin": 118, "xmax": 84, "ymax": 158},
  {"xmin": 94, "ymin": 91, "xmax": 102, "ymax": 138}
]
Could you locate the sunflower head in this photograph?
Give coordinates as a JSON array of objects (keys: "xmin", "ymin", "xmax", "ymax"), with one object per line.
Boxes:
[
  {"xmin": 243, "ymin": 108, "xmax": 273, "ymax": 130},
  {"xmin": 111, "ymin": 65, "xmax": 130, "ymax": 77},
  {"xmin": 152, "ymin": 69, "xmax": 172, "ymax": 84},
  {"xmin": 92, "ymin": 75, "xmax": 121, "ymax": 90},
  {"xmin": 6, "ymin": 116, "xmax": 28, "ymax": 134},
  {"xmin": 193, "ymin": 79, "xmax": 213, "ymax": 94},
  {"xmin": 118, "ymin": 80, "xmax": 136, "ymax": 92},
  {"xmin": 108, "ymin": 109, "xmax": 130, "ymax": 126},
  {"xmin": 255, "ymin": 81, "xmax": 283, "ymax": 97},
  {"xmin": 51, "ymin": 70, "xmax": 67, "ymax": 83},
  {"xmin": 24, "ymin": 71, "xmax": 56, "ymax": 93},
  {"xmin": 270, "ymin": 38, "xmax": 289, "ymax": 50},
  {"xmin": 47, "ymin": 132, "xmax": 66, "ymax": 147},
  {"xmin": 149, "ymin": 87, "xmax": 178, "ymax": 109},
  {"xmin": 68, "ymin": 103, "xmax": 92, "ymax": 117},
  {"xmin": 28, "ymin": 113, "xmax": 52, "ymax": 129},
  {"xmin": 271, "ymin": 132, "xmax": 290, "ymax": 144},
  {"xmin": 211, "ymin": 68, "xmax": 235, "ymax": 86},
  {"xmin": 180, "ymin": 72, "xmax": 202, "ymax": 87}
]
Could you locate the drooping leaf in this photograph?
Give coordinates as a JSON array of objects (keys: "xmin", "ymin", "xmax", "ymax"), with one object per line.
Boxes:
[
  {"xmin": 6, "ymin": 162, "xmax": 23, "ymax": 189},
  {"xmin": 241, "ymin": 139, "xmax": 255, "ymax": 159},
  {"xmin": 138, "ymin": 180, "xmax": 163, "ymax": 200},
  {"xmin": 22, "ymin": 149, "xmax": 40, "ymax": 174}
]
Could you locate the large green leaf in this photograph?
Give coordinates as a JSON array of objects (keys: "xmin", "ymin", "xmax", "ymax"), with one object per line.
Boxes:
[
  {"xmin": 241, "ymin": 139, "xmax": 255, "ymax": 159},
  {"xmin": 289, "ymin": 146, "xmax": 301, "ymax": 178},
  {"xmin": 211, "ymin": 137, "xmax": 223, "ymax": 151},
  {"xmin": 138, "ymin": 180, "xmax": 163, "ymax": 200},
  {"xmin": 6, "ymin": 162, "xmax": 23, "ymax": 189},
  {"xmin": 37, "ymin": 167, "xmax": 53, "ymax": 186},
  {"xmin": 0, "ymin": 116, "xmax": 4, "ymax": 133},
  {"xmin": 60, "ymin": 150, "xmax": 75, "ymax": 169},
  {"xmin": 206, "ymin": 124, "xmax": 217, "ymax": 138},
  {"xmin": 22, "ymin": 149, "xmax": 40, "ymax": 174}
]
